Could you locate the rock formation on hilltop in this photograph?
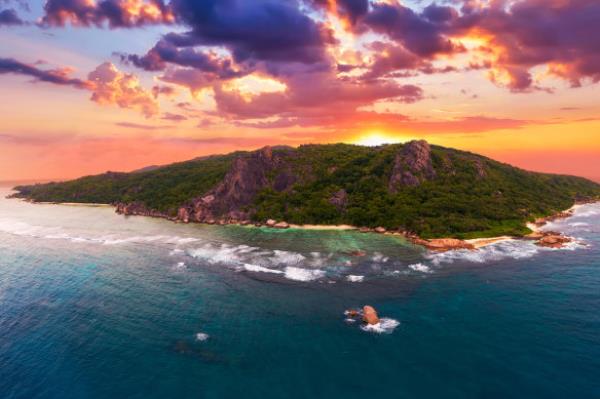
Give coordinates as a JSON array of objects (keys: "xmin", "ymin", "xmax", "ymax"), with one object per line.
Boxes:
[{"xmin": 389, "ymin": 140, "xmax": 436, "ymax": 191}]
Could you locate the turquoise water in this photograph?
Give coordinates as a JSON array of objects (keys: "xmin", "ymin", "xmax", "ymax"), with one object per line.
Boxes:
[{"xmin": 1, "ymin": 187, "xmax": 599, "ymax": 398}]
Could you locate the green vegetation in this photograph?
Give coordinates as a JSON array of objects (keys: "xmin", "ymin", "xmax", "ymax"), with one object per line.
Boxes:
[
  {"xmin": 254, "ymin": 144, "xmax": 600, "ymax": 238},
  {"xmin": 13, "ymin": 154, "xmax": 237, "ymax": 215},
  {"xmin": 12, "ymin": 143, "xmax": 600, "ymax": 239}
]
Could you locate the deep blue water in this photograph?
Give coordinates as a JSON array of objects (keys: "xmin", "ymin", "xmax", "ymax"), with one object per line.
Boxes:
[{"xmin": 1, "ymin": 188, "xmax": 599, "ymax": 398}]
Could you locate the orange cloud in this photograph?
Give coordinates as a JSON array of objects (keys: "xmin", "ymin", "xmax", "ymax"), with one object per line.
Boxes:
[{"xmin": 87, "ymin": 62, "xmax": 158, "ymax": 117}]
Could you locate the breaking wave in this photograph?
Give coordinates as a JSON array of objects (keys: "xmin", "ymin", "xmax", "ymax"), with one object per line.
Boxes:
[
  {"xmin": 284, "ymin": 267, "xmax": 325, "ymax": 282},
  {"xmin": 427, "ymin": 239, "xmax": 541, "ymax": 265},
  {"xmin": 408, "ymin": 263, "xmax": 432, "ymax": 273},
  {"xmin": 346, "ymin": 275, "xmax": 364, "ymax": 282},
  {"xmin": 0, "ymin": 219, "xmax": 200, "ymax": 247},
  {"xmin": 360, "ymin": 318, "xmax": 400, "ymax": 334},
  {"xmin": 242, "ymin": 263, "xmax": 283, "ymax": 275},
  {"xmin": 195, "ymin": 332, "xmax": 209, "ymax": 341}
]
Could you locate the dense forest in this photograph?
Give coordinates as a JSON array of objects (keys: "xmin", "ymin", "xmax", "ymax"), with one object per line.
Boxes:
[{"xmin": 12, "ymin": 142, "xmax": 600, "ymax": 239}]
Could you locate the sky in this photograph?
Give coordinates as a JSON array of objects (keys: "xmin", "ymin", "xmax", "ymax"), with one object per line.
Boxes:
[{"xmin": 0, "ymin": 0, "xmax": 599, "ymax": 182}]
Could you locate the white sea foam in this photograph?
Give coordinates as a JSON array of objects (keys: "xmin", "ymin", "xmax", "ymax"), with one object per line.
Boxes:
[
  {"xmin": 284, "ymin": 267, "xmax": 325, "ymax": 281},
  {"xmin": 574, "ymin": 210, "xmax": 599, "ymax": 218},
  {"xmin": 569, "ymin": 222, "xmax": 589, "ymax": 227},
  {"xmin": 195, "ymin": 332, "xmax": 209, "ymax": 341},
  {"xmin": 427, "ymin": 239, "xmax": 540, "ymax": 265},
  {"xmin": 271, "ymin": 250, "xmax": 306, "ymax": 266},
  {"xmin": 346, "ymin": 275, "xmax": 364, "ymax": 282},
  {"xmin": 408, "ymin": 263, "xmax": 432, "ymax": 273},
  {"xmin": 242, "ymin": 263, "xmax": 283, "ymax": 274},
  {"xmin": 173, "ymin": 262, "xmax": 186, "ymax": 270},
  {"xmin": 360, "ymin": 318, "xmax": 400, "ymax": 334},
  {"xmin": 372, "ymin": 252, "xmax": 389, "ymax": 263}
]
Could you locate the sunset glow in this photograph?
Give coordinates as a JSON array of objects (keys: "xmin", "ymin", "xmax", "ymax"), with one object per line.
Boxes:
[{"xmin": 0, "ymin": 0, "xmax": 598, "ymax": 182}]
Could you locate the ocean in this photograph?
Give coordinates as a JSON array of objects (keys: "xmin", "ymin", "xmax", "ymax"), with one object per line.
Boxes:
[{"xmin": 1, "ymin": 186, "xmax": 599, "ymax": 398}]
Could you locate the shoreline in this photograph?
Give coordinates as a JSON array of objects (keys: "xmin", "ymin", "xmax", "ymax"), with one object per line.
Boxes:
[{"xmin": 10, "ymin": 196, "xmax": 597, "ymax": 251}]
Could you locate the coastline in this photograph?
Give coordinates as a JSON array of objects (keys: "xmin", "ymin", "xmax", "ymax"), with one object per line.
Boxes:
[{"xmin": 9, "ymin": 195, "xmax": 596, "ymax": 251}]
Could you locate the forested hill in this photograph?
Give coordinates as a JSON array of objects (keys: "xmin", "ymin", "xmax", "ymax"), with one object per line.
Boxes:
[{"xmin": 12, "ymin": 141, "xmax": 600, "ymax": 239}]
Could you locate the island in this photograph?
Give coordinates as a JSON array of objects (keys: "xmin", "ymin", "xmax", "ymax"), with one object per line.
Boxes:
[{"xmin": 11, "ymin": 141, "xmax": 600, "ymax": 250}]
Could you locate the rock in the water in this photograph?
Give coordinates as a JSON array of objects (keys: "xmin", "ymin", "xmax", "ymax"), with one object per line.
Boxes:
[
  {"xmin": 536, "ymin": 234, "xmax": 571, "ymax": 248},
  {"xmin": 374, "ymin": 226, "xmax": 387, "ymax": 233},
  {"xmin": 266, "ymin": 219, "xmax": 277, "ymax": 227},
  {"xmin": 413, "ymin": 238, "xmax": 475, "ymax": 252},
  {"xmin": 362, "ymin": 305, "xmax": 380, "ymax": 325}
]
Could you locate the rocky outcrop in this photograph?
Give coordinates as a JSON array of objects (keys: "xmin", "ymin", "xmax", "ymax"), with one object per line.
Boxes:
[
  {"xmin": 473, "ymin": 159, "xmax": 487, "ymax": 179},
  {"xmin": 115, "ymin": 202, "xmax": 167, "ymax": 218},
  {"xmin": 362, "ymin": 306, "xmax": 380, "ymax": 325},
  {"xmin": 328, "ymin": 189, "xmax": 348, "ymax": 211},
  {"xmin": 177, "ymin": 207, "xmax": 190, "ymax": 223},
  {"xmin": 533, "ymin": 210, "xmax": 574, "ymax": 228},
  {"xmin": 389, "ymin": 140, "xmax": 436, "ymax": 192},
  {"xmin": 411, "ymin": 237, "xmax": 475, "ymax": 252},
  {"xmin": 536, "ymin": 234, "xmax": 572, "ymax": 248},
  {"xmin": 274, "ymin": 221, "xmax": 290, "ymax": 229},
  {"xmin": 178, "ymin": 146, "xmax": 285, "ymax": 223}
]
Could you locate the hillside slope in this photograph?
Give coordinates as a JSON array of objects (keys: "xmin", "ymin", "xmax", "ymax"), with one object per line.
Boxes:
[{"xmin": 12, "ymin": 141, "xmax": 600, "ymax": 239}]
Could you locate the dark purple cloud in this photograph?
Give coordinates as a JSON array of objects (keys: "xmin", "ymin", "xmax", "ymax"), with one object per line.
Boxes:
[
  {"xmin": 119, "ymin": 40, "xmax": 244, "ymax": 79},
  {"xmin": 166, "ymin": 0, "xmax": 333, "ymax": 65},
  {"xmin": 0, "ymin": 8, "xmax": 23, "ymax": 25},
  {"xmin": 0, "ymin": 57, "xmax": 89, "ymax": 88},
  {"xmin": 311, "ymin": 0, "xmax": 369, "ymax": 25},
  {"xmin": 362, "ymin": 2, "xmax": 462, "ymax": 58}
]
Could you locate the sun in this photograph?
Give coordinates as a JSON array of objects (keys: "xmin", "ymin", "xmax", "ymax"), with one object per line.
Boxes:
[{"xmin": 353, "ymin": 132, "xmax": 406, "ymax": 147}]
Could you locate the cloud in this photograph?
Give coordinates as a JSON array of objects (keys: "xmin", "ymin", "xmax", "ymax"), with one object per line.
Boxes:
[
  {"xmin": 161, "ymin": 112, "xmax": 186, "ymax": 122},
  {"xmin": 1, "ymin": 57, "xmax": 158, "ymax": 117},
  {"xmin": 40, "ymin": 0, "xmax": 174, "ymax": 28},
  {"xmin": 167, "ymin": 0, "xmax": 333, "ymax": 65},
  {"xmin": 151, "ymin": 84, "xmax": 176, "ymax": 98},
  {"xmin": 362, "ymin": 2, "xmax": 462, "ymax": 58},
  {"xmin": 459, "ymin": 0, "xmax": 600, "ymax": 90},
  {"xmin": 115, "ymin": 122, "xmax": 174, "ymax": 130},
  {"xmin": 0, "ymin": 8, "xmax": 23, "ymax": 25},
  {"xmin": 311, "ymin": 0, "xmax": 369, "ymax": 26},
  {"xmin": 19, "ymin": 0, "xmax": 600, "ymax": 133},
  {"xmin": 87, "ymin": 62, "xmax": 158, "ymax": 117},
  {"xmin": 0, "ymin": 57, "xmax": 89, "ymax": 88}
]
